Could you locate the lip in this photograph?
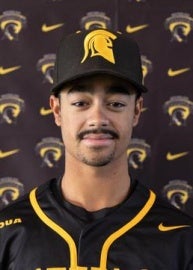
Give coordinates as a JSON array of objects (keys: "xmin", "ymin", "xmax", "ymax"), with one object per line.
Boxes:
[
  {"xmin": 83, "ymin": 133, "xmax": 113, "ymax": 139},
  {"xmin": 82, "ymin": 133, "xmax": 114, "ymax": 147}
]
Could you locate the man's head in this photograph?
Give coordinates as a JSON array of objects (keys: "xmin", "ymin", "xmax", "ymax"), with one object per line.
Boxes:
[
  {"xmin": 51, "ymin": 28, "xmax": 148, "ymax": 97},
  {"xmin": 50, "ymin": 29, "xmax": 146, "ymax": 168},
  {"xmin": 50, "ymin": 73, "xmax": 143, "ymax": 167}
]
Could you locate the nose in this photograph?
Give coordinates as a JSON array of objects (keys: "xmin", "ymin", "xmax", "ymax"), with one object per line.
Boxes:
[{"xmin": 87, "ymin": 104, "xmax": 109, "ymax": 128}]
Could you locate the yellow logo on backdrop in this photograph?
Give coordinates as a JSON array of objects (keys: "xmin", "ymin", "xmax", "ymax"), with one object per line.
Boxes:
[
  {"xmin": 141, "ymin": 55, "xmax": 153, "ymax": 84},
  {"xmin": 41, "ymin": 23, "xmax": 64, "ymax": 32},
  {"xmin": 40, "ymin": 107, "xmax": 52, "ymax": 116},
  {"xmin": 0, "ymin": 10, "xmax": 27, "ymax": 40},
  {"xmin": 126, "ymin": 24, "xmax": 148, "ymax": 34},
  {"xmin": 163, "ymin": 180, "xmax": 193, "ymax": 210},
  {"xmin": 0, "ymin": 94, "xmax": 25, "ymax": 124},
  {"xmin": 80, "ymin": 11, "xmax": 112, "ymax": 30},
  {"xmin": 165, "ymin": 12, "xmax": 193, "ymax": 42},
  {"xmin": 0, "ymin": 177, "xmax": 24, "ymax": 208},
  {"xmin": 168, "ymin": 67, "xmax": 190, "ymax": 77},
  {"xmin": 81, "ymin": 29, "xmax": 117, "ymax": 64},
  {"xmin": 0, "ymin": 66, "xmax": 21, "ymax": 75},
  {"xmin": 163, "ymin": 96, "xmax": 193, "ymax": 126},
  {"xmin": 127, "ymin": 138, "xmax": 151, "ymax": 169},
  {"xmin": 35, "ymin": 137, "xmax": 64, "ymax": 168},
  {"xmin": 166, "ymin": 151, "xmax": 189, "ymax": 161},
  {"xmin": 0, "ymin": 149, "xmax": 19, "ymax": 159},
  {"xmin": 37, "ymin": 54, "xmax": 56, "ymax": 84}
]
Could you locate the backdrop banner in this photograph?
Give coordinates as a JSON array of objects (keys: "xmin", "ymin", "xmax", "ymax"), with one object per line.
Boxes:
[{"xmin": 0, "ymin": 0, "xmax": 193, "ymax": 216}]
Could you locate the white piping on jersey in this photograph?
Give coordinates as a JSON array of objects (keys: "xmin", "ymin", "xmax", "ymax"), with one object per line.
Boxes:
[{"xmin": 29, "ymin": 188, "xmax": 156, "ymax": 269}]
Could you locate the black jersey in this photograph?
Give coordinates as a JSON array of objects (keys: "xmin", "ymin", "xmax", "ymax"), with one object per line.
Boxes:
[{"xmin": 0, "ymin": 178, "xmax": 193, "ymax": 270}]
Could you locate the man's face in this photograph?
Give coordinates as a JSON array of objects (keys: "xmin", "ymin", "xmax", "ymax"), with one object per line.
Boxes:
[{"xmin": 50, "ymin": 74, "xmax": 143, "ymax": 167}]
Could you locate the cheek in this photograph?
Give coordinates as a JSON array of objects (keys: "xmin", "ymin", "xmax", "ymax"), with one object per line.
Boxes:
[
  {"xmin": 60, "ymin": 113, "xmax": 81, "ymax": 139},
  {"xmin": 122, "ymin": 114, "xmax": 136, "ymax": 143},
  {"xmin": 115, "ymin": 115, "xmax": 133, "ymax": 138}
]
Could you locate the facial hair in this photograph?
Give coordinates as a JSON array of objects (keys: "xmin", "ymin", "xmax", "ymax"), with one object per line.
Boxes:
[{"xmin": 76, "ymin": 128, "xmax": 119, "ymax": 167}]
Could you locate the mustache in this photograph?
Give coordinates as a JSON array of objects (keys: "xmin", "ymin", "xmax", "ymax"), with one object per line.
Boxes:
[{"xmin": 77, "ymin": 128, "xmax": 119, "ymax": 140}]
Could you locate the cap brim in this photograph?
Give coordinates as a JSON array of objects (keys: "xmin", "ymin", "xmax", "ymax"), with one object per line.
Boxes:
[{"xmin": 51, "ymin": 69, "xmax": 148, "ymax": 95}]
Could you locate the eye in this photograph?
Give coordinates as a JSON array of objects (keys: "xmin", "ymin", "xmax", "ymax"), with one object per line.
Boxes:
[
  {"xmin": 71, "ymin": 100, "xmax": 89, "ymax": 107},
  {"xmin": 107, "ymin": 101, "xmax": 126, "ymax": 111},
  {"xmin": 110, "ymin": 102, "xmax": 125, "ymax": 107}
]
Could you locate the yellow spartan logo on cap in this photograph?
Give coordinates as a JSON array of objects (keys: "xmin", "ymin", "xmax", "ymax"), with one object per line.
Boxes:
[{"xmin": 81, "ymin": 29, "xmax": 117, "ymax": 64}]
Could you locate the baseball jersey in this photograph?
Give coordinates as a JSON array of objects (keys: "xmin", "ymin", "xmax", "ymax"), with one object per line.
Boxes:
[{"xmin": 0, "ymin": 177, "xmax": 193, "ymax": 270}]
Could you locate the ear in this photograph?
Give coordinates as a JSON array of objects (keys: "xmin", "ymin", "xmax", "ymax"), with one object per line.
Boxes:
[
  {"xmin": 133, "ymin": 96, "xmax": 143, "ymax": 127},
  {"xmin": 49, "ymin": 95, "xmax": 61, "ymax": 126}
]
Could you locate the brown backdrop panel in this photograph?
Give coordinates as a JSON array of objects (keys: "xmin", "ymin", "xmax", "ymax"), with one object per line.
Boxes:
[{"xmin": 0, "ymin": 0, "xmax": 193, "ymax": 216}]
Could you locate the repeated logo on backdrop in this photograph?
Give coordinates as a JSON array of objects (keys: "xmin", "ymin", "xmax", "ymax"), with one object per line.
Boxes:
[
  {"xmin": 37, "ymin": 54, "xmax": 56, "ymax": 84},
  {"xmin": 0, "ymin": 10, "xmax": 27, "ymax": 40},
  {"xmin": 162, "ymin": 180, "xmax": 193, "ymax": 211},
  {"xmin": 0, "ymin": 65, "xmax": 21, "ymax": 75},
  {"xmin": 0, "ymin": 177, "xmax": 24, "ymax": 209},
  {"xmin": 0, "ymin": 94, "xmax": 25, "ymax": 124},
  {"xmin": 165, "ymin": 12, "xmax": 193, "ymax": 42},
  {"xmin": 127, "ymin": 138, "xmax": 151, "ymax": 169},
  {"xmin": 0, "ymin": 4, "xmax": 193, "ymax": 215},
  {"xmin": 80, "ymin": 11, "xmax": 112, "ymax": 30},
  {"xmin": 35, "ymin": 137, "xmax": 64, "ymax": 168},
  {"xmin": 141, "ymin": 55, "xmax": 153, "ymax": 83},
  {"xmin": 163, "ymin": 96, "xmax": 193, "ymax": 126}
]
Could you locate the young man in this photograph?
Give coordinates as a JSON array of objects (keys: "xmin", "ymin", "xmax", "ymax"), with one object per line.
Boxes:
[{"xmin": 0, "ymin": 28, "xmax": 193, "ymax": 269}]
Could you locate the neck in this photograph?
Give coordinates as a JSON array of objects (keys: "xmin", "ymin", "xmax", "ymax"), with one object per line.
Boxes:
[{"xmin": 61, "ymin": 157, "xmax": 131, "ymax": 211}]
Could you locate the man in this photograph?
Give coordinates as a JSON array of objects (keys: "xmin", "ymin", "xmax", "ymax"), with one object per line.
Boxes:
[{"xmin": 0, "ymin": 28, "xmax": 193, "ymax": 269}]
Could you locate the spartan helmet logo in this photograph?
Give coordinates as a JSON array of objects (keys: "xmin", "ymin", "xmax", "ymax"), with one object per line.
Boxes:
[
  {"xmin": 127, "ymin": 138, "xmax": 151, "ymax": 169},
  {"xmin": 80, "ymin": 11, "xmax": 112, "ymax": 30},
  {"xmin": 0, "ymin": 177, "xmax": 24, "ymax": 209},
  {"xmin": 81, "ymin": 29, "xmax": 117, "ymax": 64},
  {"xmin": 163, "ymin": 96, "xmax": 193, "ymax": 126},
  {"xmin": 0, "ymin": 10, "xmax": 27, "ymax": 41},
  {"xmin": 165, "ymin": 12, "xmax": 193, "ymax": 42},
  {"xmin": 37, "ymin": 54, "xmax": 56, "ymax": 84},
  {"xmin": 35, "ymin": 137, "xmax": 64, "ymax": 168},
  {"xmin": 141, "ymin": 55, "xmax": 153, "ymax": 84},
  {"xmin": 0, "ymin": 94, "xmax": 25, "ymax": 124},
  {"xmin": 163, "ymin": 180, "xmax": 193, "ymax": 211}
]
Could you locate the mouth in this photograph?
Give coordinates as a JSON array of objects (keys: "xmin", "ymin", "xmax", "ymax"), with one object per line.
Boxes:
[
  {"xmin": 83, "ymin": 133, "xmax": 113, "ymax": 140},
  {"xmin": 78, "ymin": 129, "xmax": 119, "ymax": 147},
  {"xmin": 78, "ymin": 128, "xmax": 119, "ymax": 139}
]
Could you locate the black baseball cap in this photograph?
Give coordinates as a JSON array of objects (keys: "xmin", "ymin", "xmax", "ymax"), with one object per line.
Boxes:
[{"xmin": 51, "ymin": 28, "xmax": 148, "ymax": 95}]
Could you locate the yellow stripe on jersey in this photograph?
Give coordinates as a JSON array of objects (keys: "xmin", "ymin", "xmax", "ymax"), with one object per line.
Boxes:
[
  {"xmin": 98, "ymin": 190, "xmax": 156, "ymax": 269},
  {"xmin": 29, "ymin": 188, "xmax": 78, "ymax": 269},
  {"xmin": 29, "ymin": 188, "xmax": 156, "ymax": 270}
]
